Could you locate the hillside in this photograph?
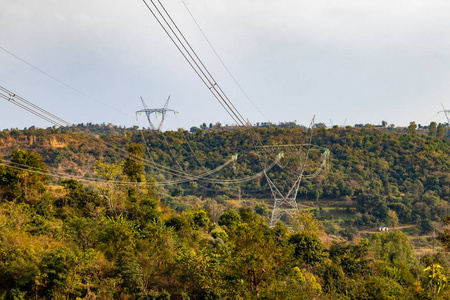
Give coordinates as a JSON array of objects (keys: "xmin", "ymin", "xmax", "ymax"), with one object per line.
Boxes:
[
  {"xmin": 2, "ymin": 123, "xmax": 450, "ymax": 298},
  {"xmin": 1, "ymin": 123, "xmax": 450, "ymax": 230}
]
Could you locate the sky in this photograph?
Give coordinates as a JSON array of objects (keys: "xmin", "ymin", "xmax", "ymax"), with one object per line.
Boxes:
[{"xmin": 2, "ymin": 0, "xmax": 450, "ymax": 131}]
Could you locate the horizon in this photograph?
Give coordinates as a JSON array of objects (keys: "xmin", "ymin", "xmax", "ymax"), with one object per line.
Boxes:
[{"xmin": 2, "ymin": 1, "xmax": 450, "ymax": 130}]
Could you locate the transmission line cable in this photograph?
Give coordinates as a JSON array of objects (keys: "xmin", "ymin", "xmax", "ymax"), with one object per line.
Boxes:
[
  {"xmin": 141, "ymin": 0, "xmax": 247, "ymax": 127},
  {"xmin": 0, "ymin": 85, "xmax": 275, "ymax": 187},
  {"xmin": 0, "ymin": 46, "xmax": 129, "ymax": 116},
  {"xmin": 180, "ymin": 0, "xmax": 269, "ymax": 122},
  {"xmin": 0, "ymin": 86, "xmax": 72, "ymax": 127},
  {"xmin": 0, "ymin": 86, "xmax": 71, "ymax": 127},
  {"xmin": 0, "ymin": 93, "xmax": 61, "ymax": 127},
  {"xmin": 155, "ymin": 0, "xmax": 249, "ymax": 125},
  {"xmin": 152, "ymin": 114, "xmax": 268, "ymax": 192},
  {"xmin": 137, "ymin": 120, "xmax": 171, "ymax": 184},
  {"xmin": 71, "ymin": 128, "xmax": 281, "ymax": 185},
  {"xmin": 141, "ymin": 0, "xmax": 279, "ymax": 162}
]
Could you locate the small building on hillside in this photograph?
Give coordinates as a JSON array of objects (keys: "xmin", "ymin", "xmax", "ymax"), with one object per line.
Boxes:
[{"xmin": 378, "ymin": 225, "xmax": 389, "ymax": 232}]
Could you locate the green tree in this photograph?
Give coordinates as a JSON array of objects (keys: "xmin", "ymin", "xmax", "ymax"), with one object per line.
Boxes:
[
  {"xmin": 39, "ymin": 248, "xmax": 78, "ymax": 299},
  {"xmin": 137, "ymin": 221, "xmax": 178, "ymax": 295},
  {"xmin": 407, "ymin": 121, "xmax": 417, "ymax": 136},
  {"xmin": 329, "ymin": 240, "xmax": 372, "ymax": 277},
  {"xmin": 223, "ymin": 222, "xmax": 291, "ymax": 298},
  {"xmin": 60, "ymin": 179, "xmax": 100, "ymax": 213},
  {"xmin": 364, "ymin": 276, "xmax": 404, "ymax": 300},
  {"xmin": 97, "ymin": 215, "xmax": 139, "ymax": 260},
  {"xmin": 191, "ymin": 209, "xmax": 210, "ymax": 228},
  {"xmin": 437, "ymin": 123, "xmax": 446, "ymax": 138},
  {"xmin": 293, "ymin": 210, "xmax": 325, "ymax": 237},
  {"xmin": 0, "ymin": 149, "xmax": 48, "ymax": 202},
  {"xmin": 122, "ymin": 143, "xmax": 146, "ymax": 183},
  {"xmin": 438, "ymin": 216, "xmax": 450, "ymax": 251},
  {"xmin": 429, "ymin": 121, "xmax": 437, "ymax": 137},
  {"xmin": 386, "ymin": 209, "xmax": 399, "ymax": 229},
  {"xmin": 175, "ymin": 246, "xmax": 224, "ymax": 298},
  {"xmin": 370, "ymin": 231, "xmax": 417, "ymax": 267},
  {"xmin": 289, "ymin": 231, "xmax": 328, "ymax": 266},
  {"xmin": 423, "ymin": 264, "xmax": 448, "ymax": 298},
  {"xmin": 218, "ymin": 209, "xmax": 241, "ymax": 228},
  {"xmin": 254, "ymin": 202, "xmax": 269, "ymax": 216}
]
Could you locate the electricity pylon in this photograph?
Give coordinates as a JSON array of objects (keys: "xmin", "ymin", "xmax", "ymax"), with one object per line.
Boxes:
[
  {"xmin": 259, "ymin": 117, "xmax": 330, "ymax": 229},
  {"xmin": 262, "ymin": 145, "xmax": 330, "ymax": 228},
  {"xmin": 136, "ymin": 96, "xmax": 177, "ymax": 131},
  {"xmin": 264, "ymin": 150, "xmax": 300, "ymax": 228}
]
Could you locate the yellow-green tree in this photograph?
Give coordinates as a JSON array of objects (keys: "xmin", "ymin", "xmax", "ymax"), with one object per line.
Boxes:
[
  {"xmin": 292, "ymin": 210, "xmax": 325, "ymax": 236},
  {"xmin": 423, "ymin": 264, "xmax": 447, "ymax": 298},
  {"xmin": 93, "ymin": 160, "xmax": 124, "ymax": 217}
]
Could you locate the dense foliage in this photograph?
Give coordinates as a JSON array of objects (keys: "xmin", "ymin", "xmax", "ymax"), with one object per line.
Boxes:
[
  {"xmin": 1, "ymin": 124, "xmax": 450, "ymax": 298},
  {"xmin": 2, "ymin": 123, "xmax": 450, "ymax": 229}
]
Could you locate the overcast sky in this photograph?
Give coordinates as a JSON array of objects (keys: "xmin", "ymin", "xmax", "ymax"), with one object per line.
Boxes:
[{"xmin": 2, "ymin": 0, "xmax": 450, "ymax": 131}]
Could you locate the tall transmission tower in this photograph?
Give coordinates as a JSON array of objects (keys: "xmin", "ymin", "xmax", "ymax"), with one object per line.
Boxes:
[
  {"xmin": 439, "ymin": 104, "xmax": 450, "ymax": 127},
  {"xmin": 262, "ymin": 145, "xmax": 330, "ymax": 228},
  {"xmin": 136, "ymin": 96, "xmax": 177, "ymax": 131},
  {"xmin": 259, "ymin": 117, "xmax": 330, "ymax": 229},
  {"xmin": 264, "ymin": 150, "xmax": 300, "ymax": 228}
]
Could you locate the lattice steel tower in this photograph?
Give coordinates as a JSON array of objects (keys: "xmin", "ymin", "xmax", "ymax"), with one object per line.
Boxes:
[
  {"xmin": 260, "ymin": 117, "xmax": 330, "ymax": 229},
  {"xmin": 137, "ymin": 96, "xmax": 176, "ymax": 131},
  {"xmin": 263, "ymin": 145, "xmax": 329, "ymax": 228}
]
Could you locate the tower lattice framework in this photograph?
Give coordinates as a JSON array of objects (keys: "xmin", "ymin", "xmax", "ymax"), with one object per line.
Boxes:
[
  {"xmin": 137, "ymin": 96, "xmax": 176, "ymax": 131},
  {"xmin": 260, "ymin": 115, "xmax": 330, "ymax": 229},
  {"xmin": 265, "ymin": 168, "xmax": 303, "ymax": 228}
]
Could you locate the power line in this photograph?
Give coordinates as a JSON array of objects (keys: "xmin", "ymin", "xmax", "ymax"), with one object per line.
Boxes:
[
  {"xmin": 141, "ymin": 0, "xmax": 276, "ymax": 161},
  {"xmin": 141, "ymin": 0, "xmax": 248, "ymax": 127},
  {"xmin": 0, "ymin": 86, "xmax": 316, "ymax": 192},
  {"xmin": 0, "ymin": 46, "xmax": 129, "ymax": 116},
  {"xmin": 0, "ymin": 85, "xmax": 323, "ymax": 192},
  {"xmin": 0, "ymin": 86, "xmax": 72, "ymax": 127},
  {"xmin": 0, "ymin": 93, "xmax": 61, "ymax": 127},
  {"xmin": 180, "ymin": 0, "xmax": 269, "ymax": 122},
  {"xmin": 155, "ymin": 0, "xmax": 248, "ymax": 125},
  {"xmin": 0, "ymin": 85, "xmax": 71, "ymax": 127}
]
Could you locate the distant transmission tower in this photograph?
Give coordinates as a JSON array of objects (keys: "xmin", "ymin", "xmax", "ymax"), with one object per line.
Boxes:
[
  {"xmin": 439, "ymin": 104, "xmax": 450, "ymax": 127},
  {"xmin": 136, "ymin": 96, "xmax": 177, "ymax": 131}
]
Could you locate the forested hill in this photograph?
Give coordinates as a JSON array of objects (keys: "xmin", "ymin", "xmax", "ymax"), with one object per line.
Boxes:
[
  {"xmin": 2, "ymin": 123, "xmax": 450, "ymax": 299},
  {"xmin": 1, "ymin": 123, "xmax": 450, "ymax": 228}
]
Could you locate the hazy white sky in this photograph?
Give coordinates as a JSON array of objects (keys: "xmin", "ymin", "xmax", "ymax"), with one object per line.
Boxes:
[{"xmin": 2, "ymin": 0, "xmax": 450, "ymax": 130}]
